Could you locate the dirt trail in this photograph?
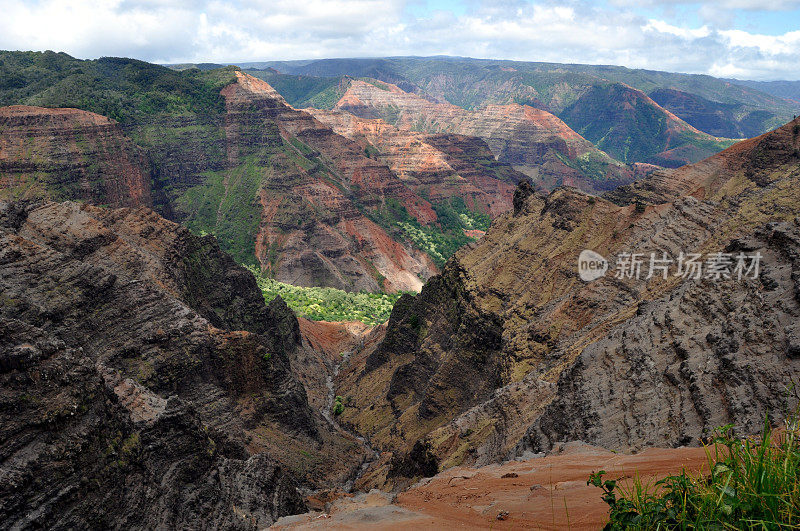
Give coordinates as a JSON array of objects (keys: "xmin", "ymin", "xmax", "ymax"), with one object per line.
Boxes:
[{"xmin": 273, "ymin": 442, "xmax": 711, "ymax": 529}]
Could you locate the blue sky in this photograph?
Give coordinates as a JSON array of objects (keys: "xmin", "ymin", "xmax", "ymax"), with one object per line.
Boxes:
[
  {"xmin": 1, "ymin": 0, "xmax": 799, "ymax": 79},
  {"xmin": 413, "ymin": 1, "xmax": 799, "ymax": 35}
]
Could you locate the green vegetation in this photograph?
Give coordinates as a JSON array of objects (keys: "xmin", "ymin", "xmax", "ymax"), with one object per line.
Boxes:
[
  {"xmin": 178, "ymin": 155, "xmax": 267, "ymax": 266},
  {"xmin": 360, "ymin": 78, "xmax": 391, "ymax": 91},
  {"xmin": 368, "ymin": 196, "xmax": 489, "ymax": 267},
  {"xmin": 434, "ymin": 196, "xmax": 491, "ymax": 231},
  {"xmin": 590, "ymin": 411, "xmax": 800, "ymax": 529},
  {"xmin": 0, "ymin": 51, "xmax": 237, "ymax": 123},
  {"xmin": 244, "ymin": 71, "xmax": 345, "ymax": 109},
  {"xmin": 562, "ymin": 151, "xmax": 620, "ymax": 182},
  {"xmin": 248, "ymin": 266, "xmax": 404, "ymax": 325},
  {"xmin": 559, "ymin": 83, "xmax": 737, "ymax": 166},
  {"xmin": 333, "ymin": 395, "xmax": 345, "ymax": 416}
]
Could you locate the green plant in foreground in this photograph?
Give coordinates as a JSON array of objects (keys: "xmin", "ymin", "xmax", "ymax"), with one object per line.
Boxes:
[{"xmin": 590, "ymin": 409, "xmax": 800, "ymax": 530}]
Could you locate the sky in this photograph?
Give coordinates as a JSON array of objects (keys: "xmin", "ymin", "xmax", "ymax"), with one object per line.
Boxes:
[{"xmin": 1, "ymin": 0, "xmax": 799, "ymax": 80}]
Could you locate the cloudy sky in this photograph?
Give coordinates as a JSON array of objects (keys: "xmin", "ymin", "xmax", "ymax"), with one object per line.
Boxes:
[{"xmin": 1, "ymin": 0, "xmax": 799, "ymax": 80}]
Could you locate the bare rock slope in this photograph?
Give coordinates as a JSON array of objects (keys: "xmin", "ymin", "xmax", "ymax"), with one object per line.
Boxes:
[
  {"xmin": 331, "ymin": 79, "xmax": 654, "ymax": 193},
  {"xmin": 0, "ymin": 200, "xmax": 368, "ymax": 529},
  {"xmin": 336, "ymin": 118, "xmax": 800, "ymax": 487},
  {"xmin": 0, "ymin": 105, "xmax": 152, "ymax": 207},
  {"xmin": 305, "ymin": 107, "xmax": 526, "ymax": 217}
]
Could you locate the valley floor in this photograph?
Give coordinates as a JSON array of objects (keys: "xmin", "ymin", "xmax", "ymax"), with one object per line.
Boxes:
[{"xmin": 272, "ymin": 442, "xmax": 710, "ymax": 529}]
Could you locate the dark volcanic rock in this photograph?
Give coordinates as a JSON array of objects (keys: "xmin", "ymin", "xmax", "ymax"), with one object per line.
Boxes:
[
  {"xmin": 0, "ymin": 200, "xmax": 366, "ymax": 528},
  {"xmin": 0, "ymin": 319, "xmax": 305, "ymax": 529},
  {"xmin": 337, "ymin": 118, "xmax": 800, "ymax": 486},
  {"xmin": 525, "ymin": 223, "xmax": 800, "ymax": 452}
]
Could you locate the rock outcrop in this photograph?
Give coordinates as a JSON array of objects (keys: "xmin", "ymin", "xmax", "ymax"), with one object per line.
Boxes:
[
  {"xmin": 330, "ymin": 79, "xmax": 653, "ymax": 193},
  {"xmin": 0, "ymin": 105, "xmax": 152, "ymax": 207},
  {"xmin": 0, "ymin": 200, "xmax": 369, "ymax": 528},
  {"xmin": 335, "ymin": 117, "xmax": 800, "ymax": 486},
  {"xmin": 205, "ymin": 71, "xmax": 437, "ymax": 292},
  {"xmin": 305, "ymin": 108, "xmax": 525, "ymax": 216}
]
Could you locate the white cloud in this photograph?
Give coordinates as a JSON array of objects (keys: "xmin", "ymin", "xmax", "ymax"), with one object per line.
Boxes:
[
  {"xmin": 609, "ymin": 0, "xmax": 800, "ymax": 10},
  {"xmin": 644, "ymin": 19, "xmax": 712, "ymax": 39},
  {"xmin": 0, "ymin": 0, "xmax": 798, "ymax": 79},
  {"xmin": 719, "ymin": 28, "xmax": 800, "ymax": 53}
]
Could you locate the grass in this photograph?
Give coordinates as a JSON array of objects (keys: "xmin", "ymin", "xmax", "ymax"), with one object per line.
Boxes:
[
  {"xmin": 590, "ymin": 405, "xmax": 800, "ymax": 529},
  {"xmin": 368, "ymin": 196, "xmax": 488, "ymax": 267},
  {"xmin": 248, "ymin": 266, "xmax": 405, "ymax": 325}
]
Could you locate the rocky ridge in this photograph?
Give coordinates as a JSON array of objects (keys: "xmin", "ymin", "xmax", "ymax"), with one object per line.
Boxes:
[
  {"xmin": 209, "ymin": 71, "xmax": 437, "ymax": 292},
  {"xmin": 304, "ymin": 107, "xmax": 525, "ymax": 216},
  {"xmin": 331, "ymin": 79, "xmax": 652, "ymax": 193},
  {"xmin": 335, "ymin": 117, "xmax": 800, "ymax": 488},
  {"xmin": 0, "ymin": 200, "xmax": 371, "ymax": 528}
]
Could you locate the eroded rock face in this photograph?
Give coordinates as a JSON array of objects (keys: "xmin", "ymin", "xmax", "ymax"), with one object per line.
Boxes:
[
  {"xmin": 336, "ymin": 118, "xmax": 800, "ymax": 486},
  {"xmin": 525, "ymin": 222, "xmax": 800, "ymax": 453},
  {"xmin": 0, "ymin": 200, "xmax": 368, "ymax": 528},
  {"xmin": 0, "ymin": 74, "xmax": 439, "ymax": 293},
  {"xmin": 0, "ymin": 105, "xmax": 152, "ymax": 207},
  {"xmin": 330, "ymin": 79, "xmax": 650, "ymax": 194},
  {"xmin": 305, "ymin": 108, "xmax": 526, "ymax": 217},
  {"xmin": 200, "ymin": 72, "xmax": 438, "ymax": 292}
]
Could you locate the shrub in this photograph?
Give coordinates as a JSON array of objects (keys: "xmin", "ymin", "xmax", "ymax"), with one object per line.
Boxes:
[
  {"xmin": 590, "ymin": 412, "xmax": 800, "ymax": 529},
  {"xmin": 332, "ymin": 395, "xmax": 345, "ymax": 416}
]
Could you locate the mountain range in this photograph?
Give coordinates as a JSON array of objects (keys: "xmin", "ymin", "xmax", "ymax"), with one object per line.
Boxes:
[
  {"xmin": 3, "ymin": 52, "xmax": 799, "ymax": 296},
  {"xmin": 2, "ymin": 50, "xmax": 800, "ymax": 527}
]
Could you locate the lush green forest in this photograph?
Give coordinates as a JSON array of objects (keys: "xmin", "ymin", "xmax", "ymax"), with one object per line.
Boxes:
[
  {"xmin": 0, "ymin": 50, "xmax": 236, "ymax": 122},
  {"xmin": 249, "ymin": 267, "xmax": 404, "ymax": 324}
]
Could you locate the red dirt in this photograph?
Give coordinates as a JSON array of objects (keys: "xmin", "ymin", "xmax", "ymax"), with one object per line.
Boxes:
[
  {"xmin": 273, "ymin": 443, "xmax": 711, "ymax": 529},
  {"xmin": 298, "ymin": 318, "xmax": 372, "ymax": 361}
]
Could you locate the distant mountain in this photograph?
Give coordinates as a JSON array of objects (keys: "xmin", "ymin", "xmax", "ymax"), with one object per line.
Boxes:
[
  {"xmin": 649, "ymin": 88, "xmax": 754, "ymax": 138},
  {"xmin": 727, "ymin": 79, "xmax": 800, "ymax": 105},
  {"xmin": 166, "ymin": 62, "xmax": 228, "ymax": 71},
  {"xmin": 0, "ymin": 51, "xmax": 522, "ymax": 291},
  {"xmin": 247, "ymin": 56, "xmax": 798, "ymax": 139},
  {"xmin": 559, "ymin": 82, "xmax": 736, "ymax": 167},
  {"xmin": 282, "ymin": 76, "xmax": 652, "ymax": 193}
]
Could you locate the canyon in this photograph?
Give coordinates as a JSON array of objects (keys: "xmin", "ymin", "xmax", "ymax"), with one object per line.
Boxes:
[
  {"xmin": 333, "ymin": 116, "xmax": 800, "ymax": 489},
  {"xmin": 327, "ymin": 78, "xmax": 647, "ymax": 194},
  {"xmin": 3, "ymin": 116, "xmax": 798, "ymax": 527},
  {"xmin": 0, "ymin": 55, "xmax": 527, "ymax": 292},
  {"xmin": 2, "ymin": 51, "xmax": 800, "ymax": 528},
  {"xmin": 0, "ymin": 200, "xmax": 373, "ymax": 528}
]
